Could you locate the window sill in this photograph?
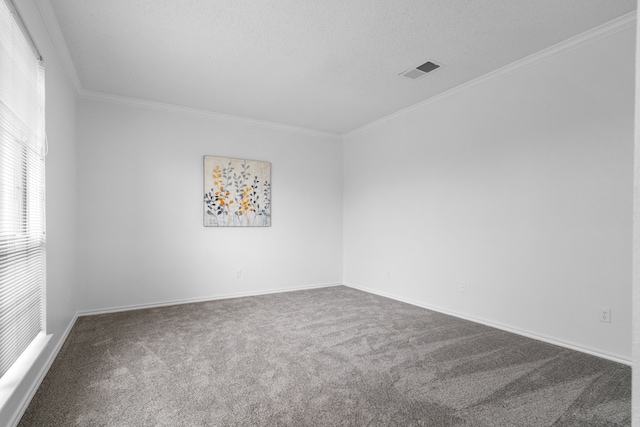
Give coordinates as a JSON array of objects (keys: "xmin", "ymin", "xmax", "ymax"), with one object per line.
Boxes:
[{"xmin": 0, "ymin": 332, "xmax": 51, "ymax": 414}]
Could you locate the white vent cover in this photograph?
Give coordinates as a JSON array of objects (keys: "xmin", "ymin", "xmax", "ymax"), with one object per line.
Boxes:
[{"xmin": 400, "ymin": 60, "xmax": 442, "ymax": 80}]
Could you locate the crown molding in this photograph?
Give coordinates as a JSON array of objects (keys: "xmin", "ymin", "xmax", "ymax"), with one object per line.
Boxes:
[
  {"xmin": 34, "ymin": 0, "xmax": 82, "ymax": 93},
  {"xmin": 35, "ymin": 0, "xmax": 339, "ymax": 139},
  {"xmin": 78, "ymin": 89, "xmax": 341, "ymax": 139},
  {"xmin": 33, "ymin": 0, "xmax": 635, "ymax": 140},
  {"xmin": 344, "ymin": 11, "xmax": 637, "ymax": 138}
]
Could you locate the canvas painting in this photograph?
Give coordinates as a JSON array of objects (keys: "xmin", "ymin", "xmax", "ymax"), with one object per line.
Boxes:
[{"xmin": 204, "ymin": 156, "xmax": 271, "ymax": 227}]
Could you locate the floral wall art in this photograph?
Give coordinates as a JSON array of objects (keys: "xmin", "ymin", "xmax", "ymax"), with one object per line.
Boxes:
[{"xmin": 204, "ymin": 156, "xmax": 271, "ymax": 227}]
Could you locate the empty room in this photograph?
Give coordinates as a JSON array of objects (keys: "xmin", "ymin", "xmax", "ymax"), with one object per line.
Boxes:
[{"xmin": 0, "ymin": 0, "xmax": 638, "ymax": 426}]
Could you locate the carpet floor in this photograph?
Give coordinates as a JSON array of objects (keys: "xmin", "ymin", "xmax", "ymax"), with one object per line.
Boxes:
[{"xmin": 19, "ymin": 286, "xmax": 631, "ymax": 426}]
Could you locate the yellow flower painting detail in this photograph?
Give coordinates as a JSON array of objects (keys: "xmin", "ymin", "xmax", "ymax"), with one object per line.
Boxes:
[{"xmin": 204, "ymin": 156, "xmax": 271, "ymax": 227}]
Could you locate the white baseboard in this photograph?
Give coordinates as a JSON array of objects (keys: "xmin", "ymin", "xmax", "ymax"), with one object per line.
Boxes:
[
  {"xmin": 343, "ymin": 281, "xmax": 632, "ymax": 366},
  {"xmin": 78, "ymin": 282, "xmax": 342, "ymax": 317},
  {"xmin": 10, "ymin": 282, "xmax": 341, "ymax": 425},
  {"xmin": 9, "ymin": 313, "xmax": 79, "ymax": 427},
  {"xmin": 11, "ymin": 279, "xmax": 628, "ymax": 427}
]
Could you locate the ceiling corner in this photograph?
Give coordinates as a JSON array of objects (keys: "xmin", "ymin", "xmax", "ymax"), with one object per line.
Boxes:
[{"xmin": 34, "ymin": 0, "xmax": 83, "ymax": 93}]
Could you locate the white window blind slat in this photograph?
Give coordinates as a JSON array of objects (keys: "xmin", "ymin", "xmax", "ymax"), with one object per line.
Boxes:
[{"xmin": 0, "ymin": 0, "xmax": 46, "ymax": 380}]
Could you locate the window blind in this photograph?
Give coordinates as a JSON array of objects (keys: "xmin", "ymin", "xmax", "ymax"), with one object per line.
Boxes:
[{"xmin": 0, "ymin": 0, "xmax": 46, "ymax": 379}]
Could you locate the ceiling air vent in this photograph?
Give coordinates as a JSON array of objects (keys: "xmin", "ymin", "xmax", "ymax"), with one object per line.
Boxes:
[{"xmin": 400, "ymin": 60, "xmax": 441, "ymax": 80}]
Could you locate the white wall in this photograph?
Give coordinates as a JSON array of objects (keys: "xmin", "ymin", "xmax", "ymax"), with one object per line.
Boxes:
[
  {"xmin": 1, "ymin": 1, "xmax": 79, "ymax": 425},
  {"xmin": 344, "ymin": 26, "xmax": 635, "ymax": 360},
  {"xmin": 77, "ymin": 99, "xmax": 343, "ymax": 312}
]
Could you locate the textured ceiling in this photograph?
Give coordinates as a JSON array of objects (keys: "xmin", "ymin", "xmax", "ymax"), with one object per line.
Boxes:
[{"xmin": 46, "ymin": 0, "xmax": 636, "ymax": 134}]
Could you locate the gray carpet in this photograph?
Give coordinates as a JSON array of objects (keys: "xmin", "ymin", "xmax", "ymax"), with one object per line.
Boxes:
[{"xmin": 20, "ymin": 286, "xmax": 631, "ymax": 426}]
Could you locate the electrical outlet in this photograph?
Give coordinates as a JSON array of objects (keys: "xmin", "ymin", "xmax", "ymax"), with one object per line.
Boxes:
[
  {"xmin": 599, "ymin": 307, "xmax": 611, "ymax": 323},
  {"xmin": 236, "ymin": 270, "xmax": 242, "ymax": 279},
  {"xmin": 460, "ymin": 284, "xmax": 467, "ymax": 293}
]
